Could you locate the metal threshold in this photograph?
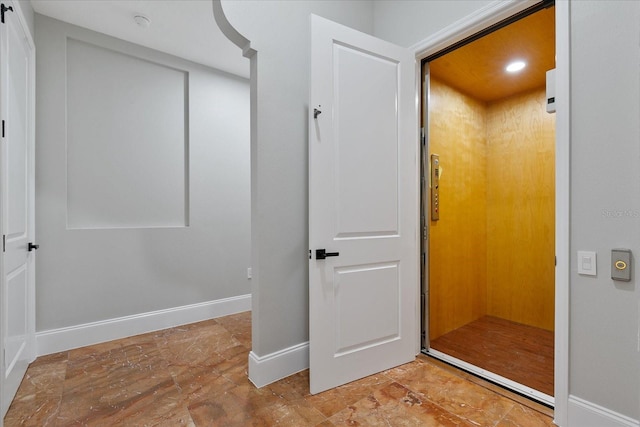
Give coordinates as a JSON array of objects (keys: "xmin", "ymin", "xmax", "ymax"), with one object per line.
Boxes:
[{"xmin": 424, "ymin": 348, "xmax": 554, "ymax": 407}]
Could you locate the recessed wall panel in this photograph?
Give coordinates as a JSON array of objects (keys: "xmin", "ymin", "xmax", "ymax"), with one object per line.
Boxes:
[
  {"xmin": 66, "ymin": 39, "xmax": 188, "ymax": 229},
  {"xmin": 333, "ymin": 44, "xmax": 399, "ymax": 237},
  {"xmin": 334, "ymin": 262, "xmax": 400, "ymax": 355}
]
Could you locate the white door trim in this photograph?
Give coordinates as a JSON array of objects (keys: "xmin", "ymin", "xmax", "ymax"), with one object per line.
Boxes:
[
  {"xmin": 410, "ymin": 0, "xmax": 539, "ymax": 57},
  {"xmin": 553, "ymin": 2, "xmax": 570, "ymax": 425},
  {"xmin": 411, "ymin": 1, "xmax": 569, "ymax": 424}
]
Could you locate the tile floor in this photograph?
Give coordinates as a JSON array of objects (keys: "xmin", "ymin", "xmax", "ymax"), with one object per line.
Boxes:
[{"xmin": 5, "ymin": 311, "xmax": 556, "ymax": 426}]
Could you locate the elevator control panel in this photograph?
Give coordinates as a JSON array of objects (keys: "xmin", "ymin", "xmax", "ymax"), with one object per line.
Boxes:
[
  {"xmin": 611, "ymin": 249, "xmax": 632, "ymax": 282},
  {"xmin": 431, "ymin": 154, "xmax": 440, "ymax": 221}
]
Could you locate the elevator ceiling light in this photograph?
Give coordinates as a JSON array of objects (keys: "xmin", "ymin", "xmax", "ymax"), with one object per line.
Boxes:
[{"xmin": 506, "ymin": 61, "xmax": 526, "ymax": 73}]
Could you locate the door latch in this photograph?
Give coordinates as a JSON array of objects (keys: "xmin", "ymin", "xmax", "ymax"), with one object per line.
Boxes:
[{"xmin": 315, "ymin": 249, "xmax": 339, "ymax": 260}]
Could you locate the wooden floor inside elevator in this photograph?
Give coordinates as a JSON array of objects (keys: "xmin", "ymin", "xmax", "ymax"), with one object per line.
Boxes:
[{"xmin": 429, "ymin": 316, "xmax": 554, "ymax": 397}]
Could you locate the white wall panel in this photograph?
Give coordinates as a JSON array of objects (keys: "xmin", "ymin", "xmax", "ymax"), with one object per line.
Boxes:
[{"xmin": 66, "ymin": 39, "xmax": 187, "ymax": 229}]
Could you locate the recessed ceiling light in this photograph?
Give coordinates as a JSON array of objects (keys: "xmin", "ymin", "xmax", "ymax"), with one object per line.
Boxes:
[
  {"xmin": 506, "ymin": 61, "xmax": 526, "ymax": 73},
  {"xmin": 133, "ymin": 15, "xmax": 151, "ymax": 28}
]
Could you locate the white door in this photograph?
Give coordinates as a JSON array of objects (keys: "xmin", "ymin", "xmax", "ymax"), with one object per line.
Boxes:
[
  {"xmin": 0, "ymin": 0, "xmax": 36, "ymax": 417},
  {"xmin": 309, "ymin": 15, "xmax": 418, "ymax": 394}
]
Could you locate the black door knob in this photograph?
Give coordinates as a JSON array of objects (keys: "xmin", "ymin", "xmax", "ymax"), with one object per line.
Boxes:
[
  {"xmin": 316, "ymin": 249, "xmax": 339, "ymax": 260},
  {"xmin": 28, "ymin": 242, "xmax": 39, "ymax": 252}
]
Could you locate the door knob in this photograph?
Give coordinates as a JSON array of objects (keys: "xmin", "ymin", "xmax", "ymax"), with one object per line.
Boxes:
[
  {"xmin": 28, "ymin": 242, "xmax": 39, "ymax": 252},
  {"xmin": 316, "ymin": 249, "xmax": 339, "ymax": 260}
]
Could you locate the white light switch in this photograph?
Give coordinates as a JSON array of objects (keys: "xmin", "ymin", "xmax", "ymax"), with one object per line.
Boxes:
[{"xmin": 578, "ymin": 251, "xmax": 597, "ymax": 276}]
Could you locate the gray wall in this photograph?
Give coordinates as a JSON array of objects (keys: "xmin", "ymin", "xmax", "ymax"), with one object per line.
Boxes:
[
  {"xmin": 35, "ymin": 14, "xmax": 251, "ymax": 330},
  {"xmin": 222, "ymin": 0, "xmax": 640, "ymax": 422},
  {"xmin": 372, "ymin": 0, "xmax": 493, "ymax": 48},
  {"xmin": 220, "ymin": 0, "xmax": 374, "ymax": 357},
  {"xmin": 568, "ymin": 1, "xmax": 639, "ymax": 420}
]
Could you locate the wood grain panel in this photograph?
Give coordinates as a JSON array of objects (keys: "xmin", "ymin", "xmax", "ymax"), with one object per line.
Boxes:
[
  {"xmin": 485, "ymin": 88, "xmax": 555, "ymax": 331},
  {"xmin": 430, "ymin": 316, "xmax": 554, "ymax": 396},
  {"xmin": 429, "ymin": 7, "xmax": 555, "ymax": 102},
  {"xmin": 428, "ymin": 79, "xmax": 487, "ymax": 341}
]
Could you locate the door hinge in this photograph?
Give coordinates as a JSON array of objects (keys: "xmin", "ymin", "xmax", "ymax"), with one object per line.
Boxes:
[
  {"xmin": 2, "ymin": 119, "xmax": 5, "ymax": 138},
  {"xmin": 2, "ymin": 235, "xmax": 5, "ymax": 252},
  {"xmin": 1, "ymin": 3, "xmax": 13, "ymax": 24},
  {"xmin": 420, "ymin": 127, "xmax": 426, "ymax": 146}
]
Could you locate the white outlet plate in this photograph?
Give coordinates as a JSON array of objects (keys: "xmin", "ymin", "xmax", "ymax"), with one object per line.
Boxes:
[
  {"xmin": 577, "ymin": 251, "xmax": 597, "ymax": 276},
  {"xmin": 247, "ymin": 267, "xmax": 252, "ymax": 279}
]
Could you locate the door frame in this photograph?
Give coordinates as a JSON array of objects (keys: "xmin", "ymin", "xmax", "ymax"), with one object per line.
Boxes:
[
  {"xmin": 419, "ymin": 2, "xmax": 554, "ymax": 406},
  {"xmin": 0, "ymin": 0, "xmax": 37, "ymax": 417},
  {"xmin": 411, "ymin": 0, "xmax": 569, "ymax": 425}
]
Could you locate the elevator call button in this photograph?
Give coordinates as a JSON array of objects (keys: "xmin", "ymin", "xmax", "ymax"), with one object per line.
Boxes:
[
  {"xmin": 611, "ymin": 249, "xmax": 632, "ymax": 282},
  {"xmin": 615, "ymin": 260, "xmax": 627, "ymax": 270}
]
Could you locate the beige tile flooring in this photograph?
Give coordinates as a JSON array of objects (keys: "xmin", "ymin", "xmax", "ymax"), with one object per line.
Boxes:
[{"xmin": 5, "ymin": 311, "xmax": 555, "ymax": 426}]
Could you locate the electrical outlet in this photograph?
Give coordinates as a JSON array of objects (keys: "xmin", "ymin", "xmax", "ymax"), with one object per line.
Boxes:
[{"xmin": 247, "ymin": 267, "xmax": 252, "ymax": 279}]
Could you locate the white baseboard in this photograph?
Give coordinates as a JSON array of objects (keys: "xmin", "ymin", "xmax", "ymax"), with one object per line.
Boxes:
[
  {"xmin": 248, "ymin": 341, "xmax": 309, "ymax": 388},
  {"xmin": 568, "ymin": 395, "xmax": 639, "ymax": 427},
  {"xmin": 36, "ymin": 294, "xmax": 251, "ymax": 356}
]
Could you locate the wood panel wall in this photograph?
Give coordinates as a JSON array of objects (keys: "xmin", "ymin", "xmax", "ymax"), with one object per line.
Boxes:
[
  {"xmin": 428, "ymin": 79, "xmax": 487, "ymax": 341},
  {"xmin": 485, "ymin": 88, "xmax": 555, "ymax": 331},
  {"xmin": 428, "ymin": 83, "xmax": 555, "ymax": 340}
]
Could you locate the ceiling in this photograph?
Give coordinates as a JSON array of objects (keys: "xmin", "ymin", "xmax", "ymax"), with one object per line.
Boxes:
[
  {"xmin": 30, "ymin": 0, "xmax": 250, "ymax": 78},
  {"xmin": 429, "ymin": 6, "xmax": 555, "ymax": 103},
  {"xmin": 30, "ymin": 2, "xmax": 553, "ymax": 99}
]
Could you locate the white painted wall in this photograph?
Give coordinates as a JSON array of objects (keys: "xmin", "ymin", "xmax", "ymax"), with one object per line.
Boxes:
[
  {"xmin": 218, "ymin": 0, "xmax": 374, "ymax": 363},
  {"xmin": 35, "ymin": 15, "xmax": 251, "ymax": 331}
]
